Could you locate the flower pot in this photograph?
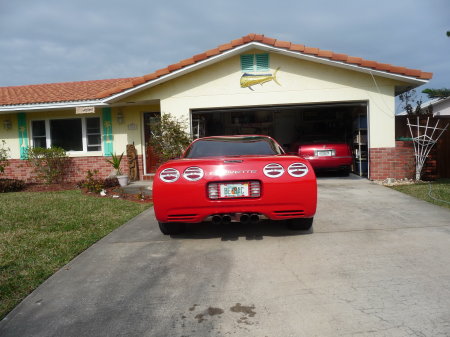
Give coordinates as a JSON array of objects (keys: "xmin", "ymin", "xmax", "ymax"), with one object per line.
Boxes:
[{"xmin": 116, "ymin": 175, "xmax": 129, "ymax": 187}]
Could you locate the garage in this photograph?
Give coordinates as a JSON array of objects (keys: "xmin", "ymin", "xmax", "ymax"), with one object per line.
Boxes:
[{"xmin": 192, "ymin": 102, "xmax": 368, "ymax": 176}]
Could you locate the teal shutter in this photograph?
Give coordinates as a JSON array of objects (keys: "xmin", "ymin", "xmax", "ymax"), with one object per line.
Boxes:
[
  {"xmin": 17, "ymin": 113, "xmax": 28, "ymax": 159},
  {"xmin": 240, "ymin": 54, "xmax": 254, "ymax": 72},
  {"xmin": 102, "ymin": 108, "xmax": 113, "ymax": 156},
  {"xmin": 255, "ymin": 54, "xmax": 269, "ymax": 72}
]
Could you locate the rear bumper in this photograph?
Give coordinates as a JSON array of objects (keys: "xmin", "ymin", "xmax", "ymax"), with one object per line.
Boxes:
[
  {"xmin": 153, "ymin": 180, "xmax": 317, "ymax": 223},
  {"xmin": 306, "ymin": 156, "xmax": 352, "ymax": 170}
]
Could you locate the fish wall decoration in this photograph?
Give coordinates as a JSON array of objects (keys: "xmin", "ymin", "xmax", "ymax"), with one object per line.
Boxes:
[{"xmin": 240, "ymin": 67, "xmax": 281, "ymax": 90}]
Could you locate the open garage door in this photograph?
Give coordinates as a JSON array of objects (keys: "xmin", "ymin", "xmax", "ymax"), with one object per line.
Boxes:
[{"xmin": 192, "ymin": 102, "xmax": 368, "ymax": 176}]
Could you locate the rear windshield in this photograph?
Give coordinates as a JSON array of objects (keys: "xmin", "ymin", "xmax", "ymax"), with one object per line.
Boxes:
[{"xmin": 184, "ymin": 137, "xmax": 283, "ymax": 158}]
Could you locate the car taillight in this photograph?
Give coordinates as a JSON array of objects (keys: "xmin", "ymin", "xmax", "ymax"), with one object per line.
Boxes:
[
  {"xmin": 249, "ymin": 181, "xmax": 261, "ymax": 197},
  {"xmin": 159, "ymin": 168, "xmax": 180, "ymax": 183},
  {"xmin": 263, "ymin": 163, "xmax": 284, "ymax": 178},
  {"xmin": 288, "ymin": 162, "xmax": 309, "ymax": 177},
  {"xmin": 183, "ymin": 166, "xmax": 204, "ymax": 181},
  {"xmin": 208, "ymin": 183, "xmax": 219, "ymax": 199}
]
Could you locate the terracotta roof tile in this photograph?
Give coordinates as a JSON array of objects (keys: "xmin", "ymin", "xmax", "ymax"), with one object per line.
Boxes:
[
  {"xmin": 218, "ymin": 43, "xmax": 233, "ymax": 51},
  {"xmin": 318, "ymin": 50, "xmax": 333, "ymax": 58},
  {"xmin": 262, "ymin": 37, "xmax": 276, "ymax": 45},
  {"xmin": 193, "ymin": 53, "xmax": 208, "ymax": 62},
  {"xmin": 304, "ymin": 47, "xmax": 319, "ymax": 55},
  {"xmin": 0, "ymin": 33, "xmax": 432, "ymax": 107},
  {"xmin": 289, "ymin": 43, "xmax": 305, "ymax": 52},
  {"xmin": 274, "ymin": 40, "xmax": 291, "ymax": 49},
  {"xmin": 332, "ymin": 53, "xmax": 349, "ymax": 62}
]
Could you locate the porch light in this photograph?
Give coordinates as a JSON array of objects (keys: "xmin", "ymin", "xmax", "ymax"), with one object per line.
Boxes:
[
  {"xmin": 3, "ymin": 119, "xmax": 12, "ymax": 130},
  {"xmin": 117, "ymin": 111, "xmax": 124, "ymax": 124}
]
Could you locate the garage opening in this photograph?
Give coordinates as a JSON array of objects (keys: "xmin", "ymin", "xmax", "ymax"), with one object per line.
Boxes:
[{"xmin": 191, "ymin": 102, "xmax": 368, "ymax": 176}]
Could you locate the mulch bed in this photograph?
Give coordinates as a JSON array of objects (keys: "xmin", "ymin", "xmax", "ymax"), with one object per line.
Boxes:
[{"xmin": 22, "ymin": 183, "xmax": 152, "ymax": 204}]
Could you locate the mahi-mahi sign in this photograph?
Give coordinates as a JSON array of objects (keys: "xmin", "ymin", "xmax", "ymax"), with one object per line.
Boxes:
[{"xmin": 240, "ymin": 67, "xmax": 281, "ymax": 91}]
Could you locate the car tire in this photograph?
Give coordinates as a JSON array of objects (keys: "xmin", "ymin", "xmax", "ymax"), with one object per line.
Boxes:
[
  {"xmin": 287, "ymin": 217, "xmax": 313, "ymax": 231},
  {"xmin": 158, "ymin": 222, "xmax": 184, "ymax": 235}
]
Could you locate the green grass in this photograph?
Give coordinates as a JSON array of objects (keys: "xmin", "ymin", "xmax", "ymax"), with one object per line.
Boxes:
[
  {"xmin": 390, "ymin": 179, "xmax": 450, "ymax": 210},
  {"xmin": 0, "ymin": 190, "xmax": 150, "ymax": 319}
]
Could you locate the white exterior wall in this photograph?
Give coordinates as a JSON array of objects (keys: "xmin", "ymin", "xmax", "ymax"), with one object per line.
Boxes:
[{"xmin": 126, "ymin": 51, "xmax": 398, "ymax": 148}]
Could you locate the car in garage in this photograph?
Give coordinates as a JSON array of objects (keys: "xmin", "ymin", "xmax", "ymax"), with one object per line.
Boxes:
[
  {"xmin": 295, "ymin": 138, "xmax": 353, "ymax": 175},
  {"xmin": 153, "ymin": 135, "xmax": 317, "ymax": 235}
]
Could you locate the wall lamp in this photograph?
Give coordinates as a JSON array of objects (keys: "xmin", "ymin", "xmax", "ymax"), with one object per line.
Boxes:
[
  {"xmin": 3, "ymin": 119, "xmax": 12, "ymax": 130},
  {"xmin": 117, "ymin": 111, "xmax": 124, "ymax": 124}
]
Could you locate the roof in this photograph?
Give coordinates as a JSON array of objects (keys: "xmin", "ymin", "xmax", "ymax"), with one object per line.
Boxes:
[{"xmin": 0, "ymin": 33, "xmax": 433, "ymax": 108}]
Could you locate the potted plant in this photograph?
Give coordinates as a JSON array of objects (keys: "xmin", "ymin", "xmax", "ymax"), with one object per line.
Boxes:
[{"xmin": 106, "ymin": 152, "xmax": 128, "ymax": 187}]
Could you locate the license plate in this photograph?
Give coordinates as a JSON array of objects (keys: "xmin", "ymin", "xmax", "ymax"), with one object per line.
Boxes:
[
  {"xmin": 219, "ymin": 183, "xmax": 249, "ymax": 198},
  {"xmin": 316, "ymin": 150, "xmax": 333, "ymax": 157}
]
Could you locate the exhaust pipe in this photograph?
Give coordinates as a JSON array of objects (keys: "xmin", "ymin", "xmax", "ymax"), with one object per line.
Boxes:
[
  {"xmin": 222, "ymin": 215, "xmax": 232, "ymax": 225},
  {"xmin": 250, "ymin": 214, "xmax": 260, "ymax": 224},
  {"xmin": 212, "ymin": 215, "xmax": 222, "ymax": 225},
  {"xmin": 240, "ymin": 214, "xmax": 250, "ymax": 225}
]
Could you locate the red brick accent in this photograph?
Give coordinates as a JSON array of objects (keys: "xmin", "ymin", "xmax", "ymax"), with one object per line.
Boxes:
[
  {"xmin": 2, "ymin": 155, "xmax": 145, "ymax": 183},
  {"xmin": 369, "ymin": 141, "xmax": 415, "ymax": 180}
]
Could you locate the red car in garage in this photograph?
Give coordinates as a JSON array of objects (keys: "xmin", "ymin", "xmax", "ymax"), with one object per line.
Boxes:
[
  {"xmin": 153, "ymin": 135, "xmax": 317, "ymax": 235},
  {"xmin": 296, "ymin": 140, "xmax": 353, "ymax": 175}
]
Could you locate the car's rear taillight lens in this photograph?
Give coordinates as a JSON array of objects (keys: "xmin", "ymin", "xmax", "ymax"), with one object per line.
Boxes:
[
  {"xmin": 159, "ymin": 168, "xmax": 180, "ymax": 183},
  {"xmin": 183, "ymin": 166, "xmax": 204, "ymax": 181},
  {"xmin": 208, "ymin": 183, "xmax": 219, "ymax": 199},
  {"xmin": 263, "ymin": 163, "xmax": 284, "ymax": 178},
  {"xmin": 288, "ymin": 162, "xmax": 309, "ymax": 177},
  {"xmin": 249, "ymin": 181, "xmax": 261, "ymax": 197}
]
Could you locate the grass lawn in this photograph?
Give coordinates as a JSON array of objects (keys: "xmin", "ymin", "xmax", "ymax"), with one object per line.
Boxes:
[
  {"xmin": 0, "ymin": 189, "xmax": 150, "ymax": 319},
  {"xmin": 389, "ymin": 179, "xmax": 450, "ymax": 210}
]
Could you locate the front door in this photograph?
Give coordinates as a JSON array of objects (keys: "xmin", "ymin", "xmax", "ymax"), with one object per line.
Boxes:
[{"xmin": 143, "ymin": 112, "xmax": 161, "ymax": 174}]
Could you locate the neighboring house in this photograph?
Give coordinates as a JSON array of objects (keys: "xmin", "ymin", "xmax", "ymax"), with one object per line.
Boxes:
[
  {"xmin": 0, "ymin": 33, "xmax": 432, "ymax": 182},
  {"xmin": 396, "ymin": 96, "xmax": 450, "ymax": 179}
]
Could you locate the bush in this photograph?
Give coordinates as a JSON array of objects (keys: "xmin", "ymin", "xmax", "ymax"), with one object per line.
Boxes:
[
  {"xmin": 0, "ymin": 178, "xmax": 26, "ymax": 193},
  {"xmin": 0, "ymin": 140, "xmax": 10, "ymax": 174},
  {"xmin": 147, "ymin": 114, "xmax": 192, "ymax": 164},
  {"xmin": 26, "ymin": 147, "xmax": 70, "ymax": 184},
  {"xmin": 77, "ymin": 170, "xmax": 119, "ymax": 193}
]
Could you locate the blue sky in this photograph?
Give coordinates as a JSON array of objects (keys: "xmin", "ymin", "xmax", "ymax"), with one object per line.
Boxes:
[{"xmin": 0, "ymin": 0, "xmax": 448, "ymax": 101}]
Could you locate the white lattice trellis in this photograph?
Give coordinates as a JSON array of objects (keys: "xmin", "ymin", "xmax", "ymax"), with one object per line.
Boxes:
[{"xmin": 407, "ymin": 116, "xmax": 448, "ymax": 180}]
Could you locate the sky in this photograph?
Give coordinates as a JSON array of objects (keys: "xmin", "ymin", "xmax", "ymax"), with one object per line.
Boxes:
[{"xmin": 0, "ymin": 0, "xmax": 449, "ymax": 105}]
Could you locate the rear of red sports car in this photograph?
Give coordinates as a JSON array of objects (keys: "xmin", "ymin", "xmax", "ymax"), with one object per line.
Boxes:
[{"xmin": 153, "ymin": 136, "xmax": 317, "ymax": 234}]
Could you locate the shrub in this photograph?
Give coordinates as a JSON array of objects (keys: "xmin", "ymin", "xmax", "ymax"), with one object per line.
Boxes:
[
  {"xmin": 26, "ymin": 147, "xmax": 70, "ymax": 184},
  {"xmin": 77, "ymin": 170, "xmax": 119, "ymax": 193},
  {"xmin": 147, "ymin": 114, "xmax": 192, "ymax": 164},
  {"xmin": 0, "ymin": 140, "xmax": 10, "ymax": 174},
  {"xmin": 79, "ymin": 170, "xmax": 104, "ymax": 193},
  {"xmin": 0, "ymin": 178, "xmax": 26, "ymax": 193},
  {"xmin": 105, "ymin": 153, "xmax": 124, "ymax": 175}
]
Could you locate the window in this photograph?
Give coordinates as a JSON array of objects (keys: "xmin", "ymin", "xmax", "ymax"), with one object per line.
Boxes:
[
  {"xmin": 31, "ymin": 120, "xmax": 47, "ymax": 148},
  {"xmin": 31, "ymin": 117, "xmax": 102, "ymax": 152},
  {"xmin": 240, "ymin": 53, "xmax": 269, "ymax": 72}
]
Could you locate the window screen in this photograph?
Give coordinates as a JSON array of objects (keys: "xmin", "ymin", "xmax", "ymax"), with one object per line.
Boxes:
[
  {"xmin": 31, "ymin": 120, "xmax": 47, "ymax": 148},
  {"xmin": 86, "ymin": 117, "xmax": 101, "ymax": 151}
]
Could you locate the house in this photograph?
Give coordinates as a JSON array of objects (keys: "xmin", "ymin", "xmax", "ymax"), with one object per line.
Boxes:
[
  {"xmin": 0, "ymin": 33, "xmax": 432, "ymax": 182},
  {"xmin": 396, "ymin": 96, "xmax": 450, "ymax": 179}
]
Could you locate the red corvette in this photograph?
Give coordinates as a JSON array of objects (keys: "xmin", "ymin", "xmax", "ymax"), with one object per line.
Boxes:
[
  {"xmin": 153, "ymin": 135, "xmax": 317, "ymax": 235},
  {"xmin": 297, "ymin": 142, "xmax": 353, "ymax": 175}
]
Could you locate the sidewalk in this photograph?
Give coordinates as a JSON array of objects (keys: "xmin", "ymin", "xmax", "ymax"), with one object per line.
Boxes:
[{"xmin": 120, "ymin": 180, "xmax": 153, "ymax": 196}]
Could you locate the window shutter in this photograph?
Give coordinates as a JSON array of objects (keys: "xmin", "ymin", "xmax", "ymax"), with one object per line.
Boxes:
[
  {"xmin": 240, "ymin": 54, "xmax": 254, "ymax": 72},
  {"xmin": 255, "ymin": 54, "xmax": 269, "ymax": 72}
]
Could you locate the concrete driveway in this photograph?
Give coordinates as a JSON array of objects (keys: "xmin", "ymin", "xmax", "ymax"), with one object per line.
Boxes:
[{"xmin": 1, "ymin": 176, "xmax": 450, "ymax": 337}]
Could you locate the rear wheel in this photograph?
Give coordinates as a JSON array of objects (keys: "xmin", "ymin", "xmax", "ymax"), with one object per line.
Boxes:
[
  {"xmin": 287, "ymin": 217, "xmax": 313, "ymax": 231},
  {"xmin": 158, "ymin": 222, "xmax": 185, "ymax": 235}
]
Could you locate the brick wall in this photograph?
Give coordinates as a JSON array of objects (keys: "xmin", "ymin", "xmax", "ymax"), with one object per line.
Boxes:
[
  {"xmin": 369, "ymin": 141, "xmax": 415, "ymax": 180},
  {"xmin": 3, "ymin": 155, "xmax": 145, "ymax": 183},
  {"xmin": 369, "ymin": 140, "xmax": 439, "ymax": 181}
]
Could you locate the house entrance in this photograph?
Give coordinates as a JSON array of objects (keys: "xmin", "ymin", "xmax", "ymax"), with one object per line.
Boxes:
[{"xmin": 143, "ymin": 112, "xmax": 161, "ymax": 174}]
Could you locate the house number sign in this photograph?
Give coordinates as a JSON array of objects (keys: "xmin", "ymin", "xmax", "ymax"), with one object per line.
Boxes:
[{"xmin": 76, "ymin": 106, "xmax": 95, "ymax": 114}]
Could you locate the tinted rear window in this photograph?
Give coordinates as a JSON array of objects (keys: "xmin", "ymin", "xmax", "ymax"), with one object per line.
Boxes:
[{"xmin": 184, "ymin": 137, "xmax": 283, "ymax": 158}]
